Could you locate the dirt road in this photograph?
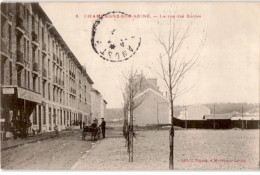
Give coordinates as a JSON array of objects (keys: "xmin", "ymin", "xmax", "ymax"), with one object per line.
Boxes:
[
  {"xmin": 1, "ymin": 129, "xmax": 259, "ymax": 170},
  {"xmin": 1, "ymin": 130, "xmax": 93, "ymax": 170}
]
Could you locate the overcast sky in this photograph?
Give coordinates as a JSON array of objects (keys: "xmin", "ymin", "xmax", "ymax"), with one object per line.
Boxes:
[{"xmin": 40, "ymin": 2, "xmax": 259, "ymax": 108}]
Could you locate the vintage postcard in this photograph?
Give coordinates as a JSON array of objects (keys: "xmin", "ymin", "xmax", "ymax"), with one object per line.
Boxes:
[{"xmin": 0, "ymin": 1, "xmax": 259, "ymax": 170}]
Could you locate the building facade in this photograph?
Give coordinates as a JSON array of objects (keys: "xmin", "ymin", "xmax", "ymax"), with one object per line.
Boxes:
[
  {"xmin": 91, "ymin": 88, "xmax": 107, "ymax": 125},
  {"xmin": 231, "ymin": 108, "xmax": 260, "ymax": 121},
  {"xmin": 1, "ymin": 3, "xmax": 93, "ymax": 136},
  {"xmin": 132, "ymin": 77, "xmax": 169, "ymax": 126},
  {"xmin": 177, "ymin": 104, "xmax": 210, "ymax": 120},
  {"xmin": 101, "ymin": 99, "xmax": 107, "ymax": 120}
]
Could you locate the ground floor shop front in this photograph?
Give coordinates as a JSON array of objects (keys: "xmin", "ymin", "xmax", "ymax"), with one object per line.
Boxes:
[
  {"xmin": 1, "ymin": 86, "xmax": 91, "ymax": 140},
  {"xmin": 36, "ymin": 101, "xmax": 92, "ymax": 133}
]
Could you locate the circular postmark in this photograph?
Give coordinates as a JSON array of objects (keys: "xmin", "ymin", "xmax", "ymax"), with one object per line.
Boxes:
[{"xmin": 91, "ymin": 11, "xmax": 141, "ymax": 62}]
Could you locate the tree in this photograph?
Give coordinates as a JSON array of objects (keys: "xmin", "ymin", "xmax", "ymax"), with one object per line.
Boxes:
[
  {"xmin": 122, "ymin": 91, "xmax": 130, "ymax": 153},
  {"xmin": 154, "ymin": 17, "xmax": 207, "ymax": 169},
  {"xmin": 122, "ymin": 68, "xmax": 145, "ymax": 162}
]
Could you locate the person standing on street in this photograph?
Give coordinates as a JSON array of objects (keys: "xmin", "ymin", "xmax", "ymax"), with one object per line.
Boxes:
[
  {"xmin": 79, "ymin": 120, "xmax": 82, "ymax": 129},
  {"xmin": 100, "ymin": 118, "xmax": 106, "ymax": 138}
]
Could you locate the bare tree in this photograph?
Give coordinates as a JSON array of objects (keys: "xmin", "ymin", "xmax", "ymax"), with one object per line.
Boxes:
[
  {"xmin": 122, "ymin": 95, "xmax": 129, "ymax": 136},
  {"xmin": 122, "ymin": 92, "xmax": 130, "ymax": 153},
  {"xmin": 153, "ymin": 17, "xmax": 207, "ymax": 169},
  {"xmin": 122, "ymin": 68, "xmax": 145, "ymax": 162}
]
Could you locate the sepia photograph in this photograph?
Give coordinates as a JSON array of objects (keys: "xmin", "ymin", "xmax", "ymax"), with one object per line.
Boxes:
[{"xmin": 0, "ymin": 1, "xmax": 259, "ymax": 171}]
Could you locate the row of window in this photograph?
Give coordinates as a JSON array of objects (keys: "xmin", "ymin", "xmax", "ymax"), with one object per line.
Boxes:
[
  {"xmin": 1, "ymin": 3, "xmax": 89, "ymax": 84},
  {"xmin": 32, "ymin": 105, "xmax": 81, "ymax": 127},
  {"xmin": 1, "ymin": 4, "xmax": 92, "ymax": 107}
]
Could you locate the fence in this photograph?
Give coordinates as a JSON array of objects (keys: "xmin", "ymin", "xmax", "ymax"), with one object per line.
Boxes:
[{"xmin": 173, "ymin": 117, "xmax": 260, "ymax": 129}]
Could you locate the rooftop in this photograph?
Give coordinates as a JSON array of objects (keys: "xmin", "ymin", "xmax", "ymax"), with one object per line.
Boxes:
[{"xmin": 34, "ymin": 3, "xmax": 94, "ymax": 84}]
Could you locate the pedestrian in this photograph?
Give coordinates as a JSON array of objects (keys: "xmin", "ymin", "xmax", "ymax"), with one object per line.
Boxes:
[
  {"xmin": 83, "ymin": 121, "xmax": 86, "ymax": 128},
  {"xmin": 91, "ymin": 119, "xmax": 98, "ymax": 128},
  {"xmin": 100, "ymin": 118, "xmax": 106, "ymax": 138},
  {"xmin": 91, "ymin": 119, "xmax": 98, "ymax": 140},
  {"xmin": 79, "ymin": 120, "xmax": 82, "ymax": 129}
]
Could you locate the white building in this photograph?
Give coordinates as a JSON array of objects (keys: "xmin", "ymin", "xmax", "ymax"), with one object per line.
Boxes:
[
  {"xmin": 91, "ymin": 88, "xmax": 107, "ymax": 125},
  {"xmin": 231, "ymin": 108, "xmax": 259, "ymax": 121},
  {"xmin": 177, "ymin": 104, "xmax": 210, "ymax": 120},
  {"xmin": 132, "ymin": 77, "xmax": 169, "ymax": 126}
]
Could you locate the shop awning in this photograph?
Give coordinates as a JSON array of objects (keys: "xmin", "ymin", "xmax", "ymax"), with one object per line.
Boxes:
[{"xmin": 17, "ymin": 87, "xmax": 42, "ymax": 103}]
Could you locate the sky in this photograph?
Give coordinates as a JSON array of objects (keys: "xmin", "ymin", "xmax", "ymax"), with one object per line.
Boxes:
[{"xmin": 40, "ymin": 2, "xmax": 260, "ymax": 108}]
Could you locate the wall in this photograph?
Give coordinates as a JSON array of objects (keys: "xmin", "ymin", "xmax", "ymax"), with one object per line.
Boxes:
[
  {"xmin": 173, "ymin": 117, "xmax": 260, "ymax": 129},
  {"xmin": 91, "ymin": 90, "xmax": 101, "ymax": 124},
  {"xmin": 178, "ymin": 105, "xmax": 210, "ymax": 120},
  {"xmin": 133, "ymin": 90, "xmax": 169, "ymax": 126}
]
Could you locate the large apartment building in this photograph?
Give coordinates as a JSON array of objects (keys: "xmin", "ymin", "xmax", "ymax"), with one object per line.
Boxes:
[{"xmin": 1, "ymin": 3, "xmax": 94, "ymax": 135}]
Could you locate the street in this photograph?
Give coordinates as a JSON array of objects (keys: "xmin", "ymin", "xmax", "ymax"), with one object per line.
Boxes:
[
  {"xmin": 73, "ymin": 129, "xmax": 259, "ymax": 170},
  {"xmin": 1, "ymin": 130, "xmax": 93, "ymax": 170},
  {"xmin": 1, "ymin": 129, "xmax": 259, "ymax": 170}
]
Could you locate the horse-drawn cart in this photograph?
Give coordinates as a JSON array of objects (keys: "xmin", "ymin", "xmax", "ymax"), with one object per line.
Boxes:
[{"xmin": 82, "ymin": 126, "xmax": 101, "ymax": 140}]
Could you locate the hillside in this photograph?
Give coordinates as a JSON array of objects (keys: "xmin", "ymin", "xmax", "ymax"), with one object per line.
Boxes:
[
  {"xmin": 204, "ymin": 103, "xmax": 259, "ymax": 114},
  {"xmin": 174, "ymin": 103, "xmax": 259, "ymax": 117},
  {"xmin": 105, "ymin": 108, "xmax": 123, "ymax": 121},
  {"xmin": 106, "ymin": 103, "xmax": 259, "ymax": 119}
]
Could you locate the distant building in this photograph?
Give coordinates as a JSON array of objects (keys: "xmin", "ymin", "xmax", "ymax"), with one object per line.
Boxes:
[
  {"xmin": 177, "ymin": 104, "xmax": 210, "ymax": 120},
  {"xmin": 140, "ymin": 77, "xmax": 162, "ymax": 94},
  {"xmin": 204, "ymin": 114, "xmax": 233, "ymax": 120},
  {"xmin": 173, "ymin": 105, "xmax": 259, "ymax": 129},
  {"xmin": 91, "ymin": 88, "xmax": 107, "ymax": 125},
  {"xmin": 101, "ymin": 99, "xmax": 107, "ymax": 120},
  {"xmin": 133, "ymin": 77, "xmax": 169, "ymax": 126},
  {"xmin": 231, "ymin": 108, "xmax": 259, "ymax": 121}
]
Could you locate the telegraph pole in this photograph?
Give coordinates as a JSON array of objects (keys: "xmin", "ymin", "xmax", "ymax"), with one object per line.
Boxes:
[
  {"xmin": 241, "ymin": 105, "xmax": 244, "ymax": 130},
  {"xmin": 184, "ymin": 105, "xmax": 187, "ymax": 129},
  {"xmin": 213, "ymin": 104, "xmax": 216, "ymax": 130},
  {"xmin": 156, "ymin": 102, "xmax": 159, "ymax": 130}
]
